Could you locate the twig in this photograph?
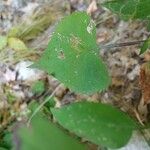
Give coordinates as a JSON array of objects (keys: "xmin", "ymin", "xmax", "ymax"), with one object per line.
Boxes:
[
  {"xmin": 27, "ymin": 84, "xmax": 62, "ymax": 127},
  {"xmin": 139, "ymin": 129, "xmax": 150, "ymax": 148},
  {"xmin": 100, "ymin": 40, "xmax": 146, "ymax": 50},
  {"xmin": 133, "ymin": 108, "xmax": 145, "ymax": 126}
]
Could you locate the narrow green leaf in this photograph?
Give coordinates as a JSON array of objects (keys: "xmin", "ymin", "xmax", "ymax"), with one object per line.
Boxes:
[
  {"xmin": 103, "ymin": 0, "xmax": 150, "ymax": 20},
  {"xmin": 33, "ymin": 12, "xmax": 110, "ymax": 94},
  {"xmin": 140, "ymin": 38, "xmax": 150, "ymax": 54},
  {"xmin": 16, "ymin": 114, "xmax": 88, "ymax": 150},
  {"xmin": 31, "ymin": 80, "xmax": 45, "ymax": 94},
  {"xmin": 0, "ymin": 36, "xmax": 7, "ymax": 50},
  {"xmin": 51, "ymin": 101, "xmax": 138, "ymax": 149}
]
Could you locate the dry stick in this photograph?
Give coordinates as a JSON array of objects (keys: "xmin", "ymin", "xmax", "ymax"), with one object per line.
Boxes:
[
  {"xmin": 27, "ymin": 84, "xmax": 62, "ymax": 127},
  {"xmin": 100, "ymin": 40, "xmax": 146, "ymax": 50}
]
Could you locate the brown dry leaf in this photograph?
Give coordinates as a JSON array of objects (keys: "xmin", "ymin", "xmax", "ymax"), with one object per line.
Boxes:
[
  {"xmin": 97, "ymin": 30, "xmax": 110, "ymax": 43},
  {"xmin": 87, "ymin": 0, "xmax": 97, "ymax": 15},
  {"xmin": 139, "ymin": 62, "xmax": 150, "ymax": 104},
  {"xmin": 144, "ymin": 51, "xmax": 150, "ymax": 62},
  {"xmin": 137, "ymin": 98, "xmax": 148, "ymax": 122},
  {"xmin": 111, "ymin": 77, "xmax": 124, "ymax": 87}
]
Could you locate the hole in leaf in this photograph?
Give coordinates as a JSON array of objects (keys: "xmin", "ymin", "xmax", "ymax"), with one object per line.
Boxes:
[{"xmin": 57, "ymin": 50, "xmax": 65, "ymax": 60}]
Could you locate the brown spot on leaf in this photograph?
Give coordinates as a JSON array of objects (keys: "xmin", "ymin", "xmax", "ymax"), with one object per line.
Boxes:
[
  {"xmin": 58, "ymin": 50, "xmax": 65, "ymax": 60},
  {"xmin": 70, "ymin": 34, "xmax": 82, "ymax": 51}
]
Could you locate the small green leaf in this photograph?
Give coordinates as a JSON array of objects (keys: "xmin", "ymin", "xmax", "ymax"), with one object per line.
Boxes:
[
  {"xmin": 31, "ymin": 80, "xmax": 45, "ymax": 94},
  {"xmin": 3, "ymin": 132, "xmax": 12, "ymax": 149},
  {"xmin": 8, "ymin": 38, "xmax": 28, "ymax": 51},
  {"xmin": 33, "ymin": 12, "xmax": 110, "ymax": 94},
  {"xmin": 0, "ymin": 36, "xmax": 7, "ymax": 50},
  {"xmin": 51, "ymin": 101, "xmax": 138, "ymax": 149},
  {"xmin": 0, "ymin": 131, "xmax": 12, "ymax": 150},
  {"xmin": 16, "ymin": 114, "xmax": 88, "ymax": 150},
  {"xmin": 140, "ymin": 38, "xmax": 150, "ymax": 54},
  {"xmin": 28, "ymin": 101, "xmax": 40, "ymax": 114},
  {"xmin": 103, "ymin": 0, "xmax": 150, "ymax": 20}
]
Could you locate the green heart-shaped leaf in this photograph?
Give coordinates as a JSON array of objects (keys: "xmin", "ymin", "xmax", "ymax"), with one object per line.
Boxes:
[
  {"xmin": 33, "ymin": 12, "xmax": 110, "ymax": 94},
  {"xmin": 103, "ymin": 0, "xmax": 150, "ymax": 20},
  {"xmin": 16, "ymin": 114, "xmax": 87, "ymax": 150},
  {"xmin": 51, "ymin": 101, "xmax": 138, "ymax": 149}
]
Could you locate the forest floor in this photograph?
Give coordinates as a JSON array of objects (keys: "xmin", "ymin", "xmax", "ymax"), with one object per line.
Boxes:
[{"xmin": 0, "ymin": 0, "xmax": 150, "ymax": 150}]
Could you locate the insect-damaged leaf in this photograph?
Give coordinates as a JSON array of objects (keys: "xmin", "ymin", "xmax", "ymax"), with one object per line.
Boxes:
[
  {"xmin": 103, "ymin": 0, "xmax": 150, "ymax": 20},
  {"xmin": 33, "ymin": 12, "xmax": 110, "ymax": 94},
  {"xmin": 51, "ymin": 101, "xmax": 138, "ymax": 149}
]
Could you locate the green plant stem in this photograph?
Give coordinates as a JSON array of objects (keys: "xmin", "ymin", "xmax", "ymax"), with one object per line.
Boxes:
[{"xmin": 27, "ymin": 84, "xmax": 62, "ymax": 127}]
